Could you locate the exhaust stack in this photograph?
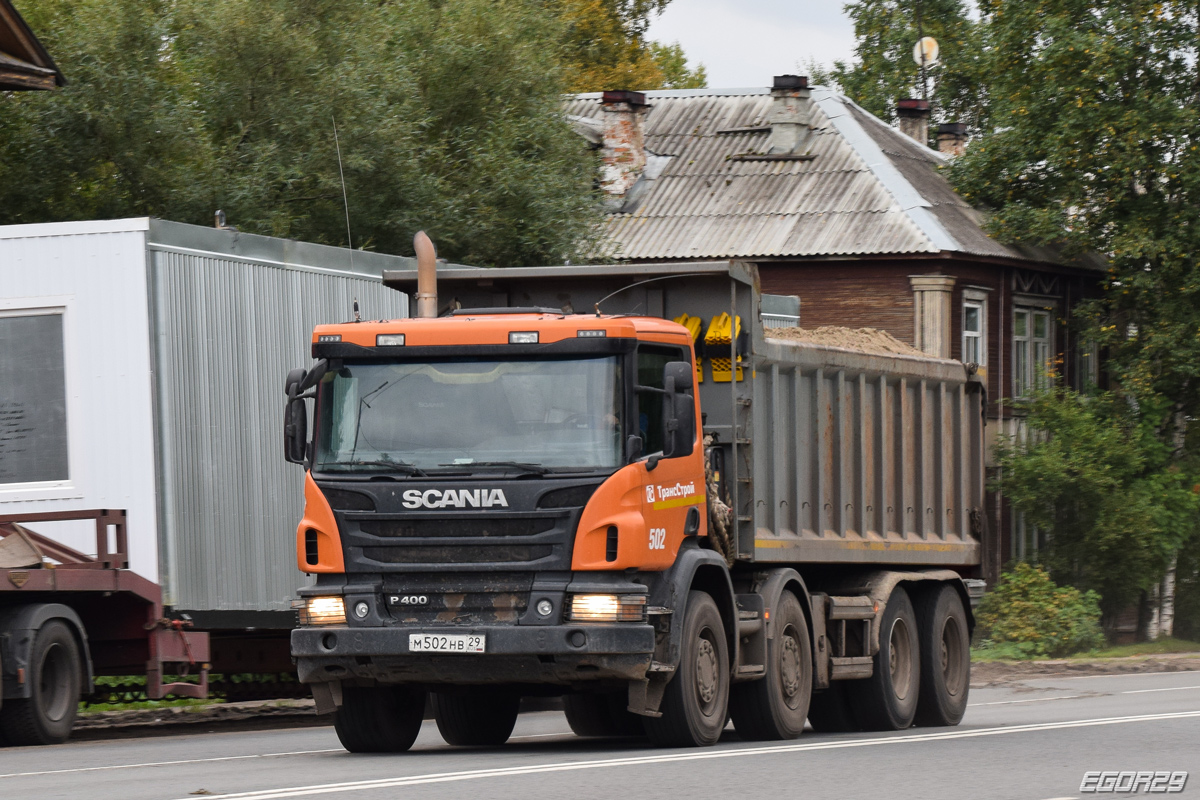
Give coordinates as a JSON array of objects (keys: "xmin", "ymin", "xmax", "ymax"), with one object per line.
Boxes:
[{"xmin": 414, "ymin": 231, "xmax": 437, "ymax": 319}]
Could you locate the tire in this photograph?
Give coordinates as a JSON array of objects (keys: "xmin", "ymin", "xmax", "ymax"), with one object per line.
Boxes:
[
  {"xmin": 848, "ymin": 587, "xmax": 920, "ymax": 731},
  {"xmin": 730, "ymin": 591, "xmax": 812, "ymax": 740},
  {"xmin": 432, "ymin": 688, "xmax": 521, "ymax": 746},
  {"xmin": 807, "ymin": 681, "xmax": 860, "ymax": 733},
  {"xmin": 0, "ymin": 621, "xmax": 82, "ymax": 746},
  {"xmin": 563, "ymin": 691, "xmax": 644, "ymax": 738},
  {"xmin": 913, "ymin": 585, "xmax": 971, "ymax": 727},
  {"xmin": 333, "ymin": 685, "xmax": 427, "ymax": 753},
  {"xmin": 644, "ymin": 591, "xmax": 729, "ymax": 747}
]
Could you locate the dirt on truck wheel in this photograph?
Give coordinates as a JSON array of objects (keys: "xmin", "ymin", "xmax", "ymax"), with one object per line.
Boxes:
[
  {"xmin": 0, "ymin": 620, "xmax": 82, "ymax": 746},
  {"xmin": 849, "ymin": 588, "xmax": 921, "ymax": 731},
  {"xmin": 644, "ymin": 591, "xmax": 730, "ymax": 747},
  {"xmin": 914, "ymin": 585, "xmax": 971, "ymax": 727},
  {"xmin": 730, "ymin": 591, "xmax": 812, "ymax": 740},
  {"xmin": 563, "ymin": 691, "xmax": 644, "ymax": 738}
]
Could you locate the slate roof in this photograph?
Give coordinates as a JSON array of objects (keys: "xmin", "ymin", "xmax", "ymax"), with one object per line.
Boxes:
[{"xmin": 565, "ymin": 87, "xmax": 1073, "ymax": 266}]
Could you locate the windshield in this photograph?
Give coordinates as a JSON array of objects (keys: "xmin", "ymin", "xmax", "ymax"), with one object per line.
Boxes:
[{"xmin": 314, "ymin": 356, "xmax": 624, "ymax": 473}]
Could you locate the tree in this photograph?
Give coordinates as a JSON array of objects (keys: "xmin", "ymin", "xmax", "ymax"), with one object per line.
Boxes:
[
  {"xmin": 0, "ymin": 0, "xmax": 605, "ymax": 266},
  {"xmin": 553, "ymin": 0, "xmax": 705, "ymax": 91},
  {"xmin": 947, "ymin": 0, "xmax": 1200, "ymax": 633},
  {"xmin": 830, "ymin": 0, "xmax": 985, "ymax": 135}
]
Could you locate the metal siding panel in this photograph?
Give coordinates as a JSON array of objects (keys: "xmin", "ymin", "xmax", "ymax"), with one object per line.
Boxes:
[{"xmin": 150, "ymin": 247, "xmax": 407, "ymax": 612}]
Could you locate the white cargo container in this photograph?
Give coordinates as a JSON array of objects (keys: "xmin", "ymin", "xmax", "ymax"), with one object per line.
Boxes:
[{"xmin": 0, "ymin": 218, "xmax": 412, "ymax": 626}]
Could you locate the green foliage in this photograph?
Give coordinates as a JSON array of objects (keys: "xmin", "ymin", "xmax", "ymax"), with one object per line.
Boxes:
[
  {"xmin": 647, "ymin": 42, "xmax": 707, "ymax": 89},
  {"xmin": 830, "ymin": 0, "xmax": 985, "ymax": 134},
  {"xmin": 0, "ymin": 0, "xmax": 605, "ymax": 266},
  {"xmin": 975, "ymin": 563, "xmax": 1105, "ymax": 658},
  {"xmin": 996, "ymin": 387, "xmax": 1200, "ymax": 619}
]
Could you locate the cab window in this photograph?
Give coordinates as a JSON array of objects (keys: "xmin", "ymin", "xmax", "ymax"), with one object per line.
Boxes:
[{"xmin": 636, "ymin": 344, "xmax": 689, "ymax": 455}]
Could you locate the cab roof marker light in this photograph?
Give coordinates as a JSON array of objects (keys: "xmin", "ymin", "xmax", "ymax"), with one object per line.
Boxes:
[
  {"xmin": 576, "ymin": 329, "xmax": 607, "ymax": 338},
  {"xmin": 317, "ymin": 334, "xmax": 341, "ymax": 343},
  {"xmin": 376, "ymin": 334, "xmax": 406, "ymax": 346},
  {"xmin": 509, "ymin": 331, "xmax": 539, "ymax": 344}
]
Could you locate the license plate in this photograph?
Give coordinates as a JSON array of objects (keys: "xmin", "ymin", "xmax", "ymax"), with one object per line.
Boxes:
[{"xmin": 408, "ymin": 633, "xmax": 486, "ymax": 654}]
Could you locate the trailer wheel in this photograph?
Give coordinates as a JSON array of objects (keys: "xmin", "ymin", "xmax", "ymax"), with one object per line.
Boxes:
[
  {"xmin": 0, "ymin": 621, "xmax": 82, "ymax": 746},
  {"xmin": 848, "ymin": 587, "xmax": 920, "ymax": 731},
  {"xmin": 729, "ymin": 591, "xmax": 812, "ymax": 740},
  {"xmin": 644, "ymin": 591, "xmax": 729, "ymax": 747},
  {"xmin": 806, "ymin": 682, "xmax": 860, "ymax": 732},
  {"xmin": 432, "ymin": 688, "xmax": 520, "ymax": 746},
  {"xmin": 914, "ymin": 585, "xmax": 970, "ymax": 726},
  {"xmin": 563, "ymin": 691, "xmax": 644, "ymax": 738},
  {"xmin": 333, "ymin": 685, "xmax": 427, "ymax": 753}
]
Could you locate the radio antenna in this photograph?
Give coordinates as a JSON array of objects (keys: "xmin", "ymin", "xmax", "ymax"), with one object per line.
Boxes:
[
  {"xmin": 332, "ymin": 114, "xmax": 355, "ymax": 273},
  {"xmin": 593, "ymin": 272, "xmax": 707, "ymax": 316}
]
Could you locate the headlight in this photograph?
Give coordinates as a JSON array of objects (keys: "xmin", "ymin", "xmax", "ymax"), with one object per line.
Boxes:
[
  {"xmin": 566, "ymin": 594, "xmax": 647, "ymax": 623},
  {"xmin": 297, "ymin": 596, "xmax": 346, "ymax": 626}
]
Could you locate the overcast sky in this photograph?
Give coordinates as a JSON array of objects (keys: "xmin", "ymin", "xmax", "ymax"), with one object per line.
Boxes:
[{"xmin": 646, "ymin": 0, "xmax": 856, "ymax": 89}]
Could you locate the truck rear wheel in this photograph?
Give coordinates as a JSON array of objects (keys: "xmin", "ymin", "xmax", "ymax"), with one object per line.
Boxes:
[
  {"xmin": 0, "ymin": 621, "xmax": 82, "ymax": 746},
  {"xmin": 914, "ymin": 585, "xmax": 970, "ymax": 726},
  {"xmin": 333, "ymin": 685, "xmax": 427, "ymax": 753},
  {"xmin": 729, "ymin": 591, "xmax": 812, "ymax": 740},
  {"xmin": 432, "ymin": 688, "xmax": 521, "ymax": 746},
  {"xmin": 848, "ymin": 587, "xmax": 920, "ymax": 731},
  {"xmin": 644, "ymin": 591, "xmax": 729, "ymax": 747},
  {"xmin": 563, "ymin": 691, "xmax": 644, "ymax": 738}
]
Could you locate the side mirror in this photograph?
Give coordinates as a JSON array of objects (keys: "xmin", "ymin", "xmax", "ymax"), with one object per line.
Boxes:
[
  {"xmin": 285, "ymin": 368, "xmax": 306, "ymax": 397},
  {"xmin": 284, "ymin": 397, "xmax": 308, "ymax": 464},
  {"xmin": 661, "ymin": 361, "xmax": 696, "ymax": 460}
]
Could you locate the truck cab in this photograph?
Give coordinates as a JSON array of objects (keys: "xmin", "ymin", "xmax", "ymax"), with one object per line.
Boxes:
[{"xmin": 288, "ymin": 310, "xmax": 731, "ymax": 749}]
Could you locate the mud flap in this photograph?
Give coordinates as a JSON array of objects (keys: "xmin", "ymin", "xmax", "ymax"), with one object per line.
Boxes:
[{"xmin": 311, "ymin": 681, "xmax": 343, "ymax": 715}]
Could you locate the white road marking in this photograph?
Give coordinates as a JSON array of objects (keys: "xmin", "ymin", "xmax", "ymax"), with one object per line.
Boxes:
[
  {"xmin": 1057, "ymin": 669, "xmax": 1200, "ymax": 680},
  {"xmin": 971, "ymin": 695, "xmax": 1086, "ymax": 706},
  {"xmin": 165, "ymin": 710, "xmax": 1200, "ymax": 800},
  {"xmin": 1039, "ymin": 796, "xmax": 1079, "ymax": 799},
  {"xmin": 1122, "ymin": 685, "xmax": 1200, "ymax": 695},
  {"xmin": 0, "ymin": 749, "xmax": 343, "ymax": 780}
]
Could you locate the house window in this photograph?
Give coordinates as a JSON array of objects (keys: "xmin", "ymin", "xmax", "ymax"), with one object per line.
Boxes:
[
  {"xmin": 0, "ymin": 309, "xmax": 69, "ymax": 485},
  {"xmin": 1013, "ymin": 307, "xmax": 1052, "ymax": 397},
  {"xmin": 962, "ymin": 299, "xmax": 986, "ymax": 366},
  {"xmin": 1077, "ymin": 339, "xmax": 1098, "ymax": 392}
]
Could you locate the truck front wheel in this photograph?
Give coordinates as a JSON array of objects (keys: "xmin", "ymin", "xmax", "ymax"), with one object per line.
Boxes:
[
  {"xmin": 729, "ymin": 591, "xmax": 812, "ymax": 740},
  {"xmin": 432, "ymin": 688, "xmax": 521, "ymax": 746},
  {"xmin": 914, "ymin": 585, "xmax": 970, "ymax": 726},
  {"xmin": 333, "ymin": 685, "xmax": 427, "ymax": 753},
  {"xmin": 563, "ymin": 691, "xmax": 644, "ymax": 737},
  {"xmin": 0, "ymin": 620, "xmax": 82, "ymax": 746},
  {"xmin": 644, "ymin": 591, "xmax": 730, "ymax": 747},
  {"xmin": 848, "ymin": 587, "xmax": 920, "ymax": 731}
]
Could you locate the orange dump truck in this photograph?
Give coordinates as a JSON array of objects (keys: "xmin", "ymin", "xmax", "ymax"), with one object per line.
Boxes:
[{"xmin": 286, "ymin": 253, "xmax": 985, "ymax": 750}]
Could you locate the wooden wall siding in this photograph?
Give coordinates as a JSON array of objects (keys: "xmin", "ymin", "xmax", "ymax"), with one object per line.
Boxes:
[{"xmin": 757, "ymin": 263, "xmax": 915, "ymax": 345}]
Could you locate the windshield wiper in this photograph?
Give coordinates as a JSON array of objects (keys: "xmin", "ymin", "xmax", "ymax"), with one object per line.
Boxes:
[
  {"xmin": 324, "ymin": 460, "xmax": 428, "ymax": 477},
  {"xmin": 438, "ymin": 461, "xmax": 550, "ymax": 475}
]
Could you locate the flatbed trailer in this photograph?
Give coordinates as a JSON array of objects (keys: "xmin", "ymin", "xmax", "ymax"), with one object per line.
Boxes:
[
  {"xmin": 0, "ymin": 510, "xmax": 209, "ymax": 744},
  {"xmin": 286, "ymin": 256, "xmax": 985, "ymax": 749}
]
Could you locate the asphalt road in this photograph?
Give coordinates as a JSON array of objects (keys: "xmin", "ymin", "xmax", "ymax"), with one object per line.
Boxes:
[{"xmin": 3, "ymin": 669, "xmax": 1199, "ymax": 800}]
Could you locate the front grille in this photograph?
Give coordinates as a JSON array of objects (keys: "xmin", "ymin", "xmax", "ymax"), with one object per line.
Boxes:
[
  {"xmin": 363, "ymin": 544, "xmax": 553, "ymax": 564},
  {"xmin": 360, "ymin": 518, "xmax": 554, "ymax": 538},
  {"xmin": 384, "ymin": 573, "xmax": 533, "ymax": 625}
]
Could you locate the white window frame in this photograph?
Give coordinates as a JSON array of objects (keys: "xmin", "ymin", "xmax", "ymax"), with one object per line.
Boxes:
[
  {"xmin": 961, "ymin": 289, "xmax": 988, "ymax": 368},
  {"xmin": 0, "ymin": 296, "xmax": 83, "ymax": 502},
  {"xmin": 1012, "ymin": 305, "xmax": 1054, "ymax": 398}
]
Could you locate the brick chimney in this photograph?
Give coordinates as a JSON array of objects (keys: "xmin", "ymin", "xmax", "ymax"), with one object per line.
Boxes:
[
  {"xmin": 768, "ymin": 75, "xmax": 812, "ymax": 154},
  {"xmin": 896, "ymin": 98, "xmax": 930, "ymax": 146},
  {"xmin": 600, "ymin": 90, "xmax": 650, "ymax": 197},
  {"xmin": 936, "ymin": 122, "xmax": 968, "ymax": 157}
]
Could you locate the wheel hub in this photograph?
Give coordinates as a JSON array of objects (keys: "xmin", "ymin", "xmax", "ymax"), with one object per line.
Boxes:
[
  {"xmin": 780, "ymin": 629, "xmax": 801, "ymax": 701},
  {"xmin": 695, "ymin": 637, "xmax": 718, "ymax": 707}
]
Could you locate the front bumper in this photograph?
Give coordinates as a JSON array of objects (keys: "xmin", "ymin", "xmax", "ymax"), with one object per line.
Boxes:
[{"xmin": 292, "ymin": 623, "xmax": 655, "ymax": 685}]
